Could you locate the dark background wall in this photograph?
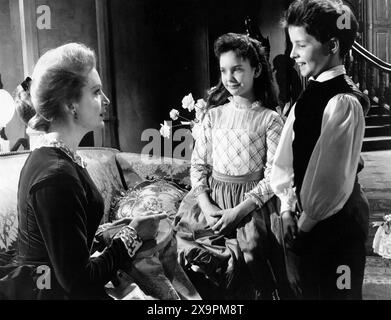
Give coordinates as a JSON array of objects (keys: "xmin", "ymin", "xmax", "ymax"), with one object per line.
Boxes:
[
  {"xmin": 1, "ymin": 0, "xmax": 99, "ymax": 149},
  {"xmin": 108, "ymin": 0, "xmax": 291, "ymax": 156},
  {"xmin": 109, "ymin": 0, "xmax": 210, "ymax": 155},
  {"xmin": 0, "ymin": 0, "xmax": 23, "ymax": 93},
  {"xmin": 35, "ymin": 0, "xmax": 99, "ymax": 146},
  {"xmin": 36, "ymin": 0, "xmax": 98, "ymax": 56}
]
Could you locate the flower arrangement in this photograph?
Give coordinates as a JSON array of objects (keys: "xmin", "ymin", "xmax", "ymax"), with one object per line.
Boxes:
[
  {"xmin": 372, "ymin": 214, "xmax": 391, "ymax": 259},
  {"xmin": 160, "ymin": 93, "xmax": 207, "ymax": 141}
]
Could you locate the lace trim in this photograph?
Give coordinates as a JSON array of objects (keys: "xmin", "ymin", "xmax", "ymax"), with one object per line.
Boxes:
[
  {"xmin": 244, "ymin": 192, "xmax": 264, "ymax": 208},
  {"xmin": 192, "ymin": 185, "xmax": 211, "ymax": 197},
  {"xmin": 279, "ymin": 188, "xmax": 297, "ymax": 213},
  {"xmin": 39, "ymin": 136, "xmax": 87, "ymax": 168},
  {"xmin": 228, "ymin": 96, "xmax": 262, "ymax": 110},
  {"xmin": 114, "ymin": 226, "xmax": 143, "ymax": 258}
]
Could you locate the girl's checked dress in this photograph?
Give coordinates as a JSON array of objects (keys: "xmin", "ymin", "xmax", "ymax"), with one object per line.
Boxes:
[{"xmin": 174, "ymin": 98, "xmax": 291, "ymax": 299}]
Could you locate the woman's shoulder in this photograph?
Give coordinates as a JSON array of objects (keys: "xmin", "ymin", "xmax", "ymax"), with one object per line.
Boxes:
[{"xmin": 23, "ymin": 147, "xmax": 82, "ymax": 190}]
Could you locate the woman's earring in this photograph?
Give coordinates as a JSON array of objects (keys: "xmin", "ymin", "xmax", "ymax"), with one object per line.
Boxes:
[
  {"xmin": 73, "ymin": 110, "xmax": 78, "ymax": 120},
  {"xmin": 254, "ymin": 66, "xmax": 262, "ymax": 78}
]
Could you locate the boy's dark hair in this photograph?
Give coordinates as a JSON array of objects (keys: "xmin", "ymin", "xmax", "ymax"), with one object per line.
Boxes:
[
  {"xmin": 282, "ymin": 0, "xmax": 358, "ymax": 58},
  {"xmin": 206, "ymin": 33, "xmax": 278, "ymax": 112}
]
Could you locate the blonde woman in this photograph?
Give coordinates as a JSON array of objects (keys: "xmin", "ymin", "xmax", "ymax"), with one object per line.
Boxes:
[{"xmin": 0, "ymin": 43, "xmax": 166, "ymax": 299}]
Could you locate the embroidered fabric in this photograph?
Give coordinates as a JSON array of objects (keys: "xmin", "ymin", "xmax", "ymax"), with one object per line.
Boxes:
[
  {"xmin": 228, "ymin": 96, "xmax": 262, "ymax": 110},
  {"xmin": 114, "ymin": 226, "xmax": 143, "ymax": 258},
  {"xmin": 39, "ymin": 135, "xmax": 87, "ymax": 168}
]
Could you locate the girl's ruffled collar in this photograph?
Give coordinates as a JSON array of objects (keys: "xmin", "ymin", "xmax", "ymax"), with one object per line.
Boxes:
[
  {"xmin": 39, "ymin": 135, "xmax": 87, "ymax": 168},
  {"xmin": 228, "ymin": 96, "xmax": 262, "ymax": 110}
]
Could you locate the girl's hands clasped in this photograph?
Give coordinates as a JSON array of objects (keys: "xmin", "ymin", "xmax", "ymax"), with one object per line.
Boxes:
[
  {"xmin": 203, "ymin": 204, "xmax": 222, "ymax": 228},
  {"xmin": 211, "ymin": 208, "xmax": 244, "ymax": 236},
  {"xmin": 210, "ymin": 198, "xmax": 258, "ymax": 236}
]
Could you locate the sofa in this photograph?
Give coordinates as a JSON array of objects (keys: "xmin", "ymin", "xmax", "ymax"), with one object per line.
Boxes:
[{"xmin": 0, "ymin": 147, "xmax": 192, "ymax": 254}]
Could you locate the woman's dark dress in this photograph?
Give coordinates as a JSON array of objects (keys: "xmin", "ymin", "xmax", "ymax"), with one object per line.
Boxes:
[{"xmin": 0, "ymin": 147, "xmax": 128, "ymax": 299}]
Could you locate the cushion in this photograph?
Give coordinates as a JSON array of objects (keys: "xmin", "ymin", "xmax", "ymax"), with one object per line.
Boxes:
[
  {"xmin": 77, "ymin": 147, "xmax": 125, "ymax": 223},
  {"xmin": 99, "ymin": 179, "xmax": 199, "ymax": 300},
  {"xmin": 113, "ymin": 179, "xmax": 188, "ymax": 223},
  {"xmin": 115, "ymin": 153, "xmax": 191, "ymax": 190},
  {"xmin": 0, "ymin": 152, "xmax": 30, "ymax": 252}
]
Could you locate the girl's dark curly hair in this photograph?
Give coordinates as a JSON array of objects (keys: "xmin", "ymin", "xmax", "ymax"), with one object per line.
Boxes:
[{"xmin": 206, "ymin": 33, "xmax": 278, "ymax": 113}]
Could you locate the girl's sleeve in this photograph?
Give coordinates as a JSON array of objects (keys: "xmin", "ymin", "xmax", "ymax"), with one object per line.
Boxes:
[
  {"xmin": 270, "ymin": 105, "xmax": 297, "ymax": 213},
  {"xmin": 32, "ymin": 176, "xmax": 129, "ymax": 298},
  {"xmin": 297, "ymin": 94, "xmax": 365, "ymax": 232},
  {"xmin": 190, "ymin": 110, "xmax": 213, "ymax": 197},
  {"xmin": 245, "ymin": 112, "xmax": 284, "ymax": 207}
]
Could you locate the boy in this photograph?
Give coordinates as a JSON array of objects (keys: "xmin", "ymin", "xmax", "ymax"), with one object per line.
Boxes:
[{"xmin": 270, "ymin": 0, "xmax": 370, "ymax": 299}]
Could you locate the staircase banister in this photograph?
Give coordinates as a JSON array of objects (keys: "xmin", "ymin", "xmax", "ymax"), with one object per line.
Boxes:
[{"xmin": 352, "ymin": 42, "xmax": 391, "ymax": 73}]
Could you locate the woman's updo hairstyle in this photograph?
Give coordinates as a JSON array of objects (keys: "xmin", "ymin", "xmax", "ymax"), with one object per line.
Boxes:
[{"xmin": 14, "ymin": 43, "xmax": 96, "ymax": 132}]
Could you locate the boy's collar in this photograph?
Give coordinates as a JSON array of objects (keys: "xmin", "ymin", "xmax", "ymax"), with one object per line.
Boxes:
[{"xmin": 309, "ymin": 65, "xmax": 346, "ymax": 83}]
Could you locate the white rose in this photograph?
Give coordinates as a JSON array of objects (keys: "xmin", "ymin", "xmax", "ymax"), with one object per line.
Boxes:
[
  {"xmin": 195, "ymin": 98, "xmax": 207, "ymax": 110},
  {"xmin": 182, "ymin": 93, "xmax": 195, "ymax": 111}
]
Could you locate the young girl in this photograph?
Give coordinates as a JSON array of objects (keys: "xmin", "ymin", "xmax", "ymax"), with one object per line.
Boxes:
[{"xmin": 175, "ymin": 33, "xmax": 287, "ymax": 299}]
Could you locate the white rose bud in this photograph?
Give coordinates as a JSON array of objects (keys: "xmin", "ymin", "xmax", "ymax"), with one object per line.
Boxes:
[
  {"xmin": 159, "ymin": 121, "xmax": 171, "ymax": 139},
  {"xmin": 169, "ymin": 109, "xmax": 179, "ymax": 120}
]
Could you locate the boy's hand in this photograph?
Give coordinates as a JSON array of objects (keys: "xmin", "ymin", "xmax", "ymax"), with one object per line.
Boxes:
[{"xmin": 281, "ymin": 210, "xmax": 298, "ymax": 244}]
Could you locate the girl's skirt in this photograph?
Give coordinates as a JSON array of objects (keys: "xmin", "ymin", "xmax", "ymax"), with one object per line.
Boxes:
[{"xmin": 174, "ymin": 170, "xmax": 292, "ymax": 300}]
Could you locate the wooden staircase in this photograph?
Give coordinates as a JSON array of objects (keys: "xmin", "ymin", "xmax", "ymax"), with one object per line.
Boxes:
[
  {"xmin": 363, "ymin": 105, "xmax": 391, "ymax": 151},
  {"xmin": 347, "ymin": 42, "xmax": 391, "ymax": 152}
]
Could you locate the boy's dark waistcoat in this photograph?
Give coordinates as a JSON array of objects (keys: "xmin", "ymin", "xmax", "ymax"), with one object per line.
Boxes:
[{"xmin": 292, "ymin": 74, "xmax": 370, "ymax": 195}]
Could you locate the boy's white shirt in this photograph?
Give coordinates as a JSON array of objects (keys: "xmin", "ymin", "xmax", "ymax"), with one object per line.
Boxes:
[{"xmin": 270, "ymin": 65, "xmax": 365, "ymax": 232}]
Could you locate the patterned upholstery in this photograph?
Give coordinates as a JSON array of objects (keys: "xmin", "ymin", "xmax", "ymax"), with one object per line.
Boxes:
[
  {"xmin": 114, "ymin": 179, "xmax": 188, "ymax": 222},
  {"xmin": 77, "ymin": 148, "xmax": 126, "ymax": 223},
  {"xmin": 0, "ymin": 152, "xmax": 30, "ymax": 252},
  {"xmin": 115, "ymin": 153, "xmax": 191, "ymax": 189}
]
